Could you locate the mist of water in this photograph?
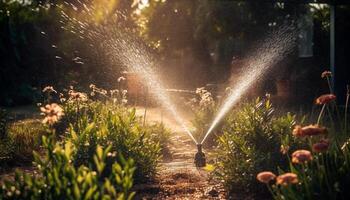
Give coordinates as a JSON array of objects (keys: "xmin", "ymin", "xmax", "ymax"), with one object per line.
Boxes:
[
  {"xmin": 56, "ymin": 4, "xmax": 199, "ymax": 144},
  {"xmin": 54, "ymin": 3, "xmax": 295, "ymax": 146},
  {"xmin": 104, "ymin": 31, "xmax": 199, "ymax": 144},
  {"xmin": 201, "ymin": 27, "xmax": 296, "ymax": 144}
]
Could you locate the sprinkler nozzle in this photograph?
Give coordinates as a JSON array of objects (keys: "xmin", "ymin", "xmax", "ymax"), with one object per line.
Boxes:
[{"xmin": 194, "ymin": 144, "xmax": 206, "ymax": 167}]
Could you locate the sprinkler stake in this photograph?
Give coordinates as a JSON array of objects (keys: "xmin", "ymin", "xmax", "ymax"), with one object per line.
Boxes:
[{"xmin": 194, "ymin": 144, "xmax": 206, "ymax": 167}]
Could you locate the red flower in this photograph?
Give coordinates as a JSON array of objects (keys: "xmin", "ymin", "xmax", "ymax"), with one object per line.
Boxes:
[
  {"xmin": 257, "ymin": 171, "xmax": 276, "ymax": 184},
  {"xmin": 312, "ymin": 139, "xmax": 330, "ymax": 153},
  {"xmin": 292, "ymin": 125, "xmax": 327, "ymax": 137},
  {"xmin": 292, "ymin": 150, "xmax": 313, "ymax": 164},
  {"xmin": 276, "ymin": 173, "xmax": 298, "ymax": 186},
  {"xmin": 315, "ymin": 94, "xmax": 336, "ymax": 105}
]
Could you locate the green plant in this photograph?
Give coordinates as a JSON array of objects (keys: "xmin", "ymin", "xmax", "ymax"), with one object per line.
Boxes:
[
  {"xmin": 188, "ymin": 87, "xmax": 217, "ymax": 145},
  {"xmin": 267, "ymin": 144, "xmax": 350, "ymax": 200},
  {"xmin": 66, "ymin": 102, "xmax": 161, "ymax": 183},
  {"xmin": 146, "ymin": 122, "xmax": 172, "ymax": 157},
  {"xmin": 0, "ymin": 135, "xmax": 135, "ymax": 200},
  {"xmin": 258, "ymin": 71, "xmax": 350, "ymax": 200},
  {"xmin": 58, "ymin": 86, "xmax": 128, "ymax": 132},
  {"xmin": 259, "ymin": 124, "xmax": 350, "ymax": 200},
  {"xmin": 38, "ymin": 86, "xmax": 164, "ymax": 183},
  {"xmin": 214, "ymin": 98, "xmax": 299, "ymax": 194},
  {"xmin": 0, "ymin": 119, "xmax": 46, "ymax": 167}
]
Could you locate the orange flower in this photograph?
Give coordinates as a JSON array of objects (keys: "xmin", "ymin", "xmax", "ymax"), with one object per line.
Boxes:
[
  {"xmin": 315, "ymin": 94, "xmax": 336, "ymax": 105},
  {"xmin": 321, "ymin": 71, "xmax": 332, "ymax": 78},
  {"xmin": 276, "ymin": 173, "xmax": 298, "ymax": 186},
  {"xmin": 257, "ymin": 171, "xmax": 276, "ymax": 184},
  {"xmin": 312, "ymin": 139, "xmax": 330, "ymax": 153},
  {"xmin": 292, "ymin": 125, "xmax": 327, "ymax": 137},
  {"xmin": 292, "ymin": 150, "xmax": 313, "ymax": 164},
  {"xmin": 40, "ymin": 103, "xmax": 64, "ymax": 125}
]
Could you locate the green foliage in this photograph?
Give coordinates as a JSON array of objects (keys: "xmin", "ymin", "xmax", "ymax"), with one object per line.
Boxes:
[
  {"xmin": 145, "ymin": 122, "xmax": 171, "ymax": 157},
  {"xmin": 0, "ymin": 136, "xmax": 135, "ymax": 200},
  {"xmin": 214, "ymin": 98, "xmax": 298, "ymax": 194},
  {"xmin": 188, "ymin": 87, "xmax": 217, "ymax": 145},
  {"xmin": 263, "ymin": 90, "xmax": 350, "ymax": 199},
  {"xmin": 63, "ymin": 100, "xmax": 162, "ymax": 183},
  {"xmin": 39, "ymin": 87, "xmax": 166, "ymax": 183},
  {"xmin": 269, "ymin": 143, "xmax": 350, "ymax": 200},
  {"xmin": 0, "ymin": 119, "xmax": 46, "ymax": 166}
]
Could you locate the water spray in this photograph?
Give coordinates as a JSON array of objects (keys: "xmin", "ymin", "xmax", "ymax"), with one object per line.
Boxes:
[
  {"xmin": 57, "ymin": 4, "xmax": 295, "ymax": 168},
  {"xmin": 200, "ymin": 27, "xmax": 296, "ymax": 146},
  {"xmin": 197, "ymin": 26, "xmax": 296, "ymax": 164}
]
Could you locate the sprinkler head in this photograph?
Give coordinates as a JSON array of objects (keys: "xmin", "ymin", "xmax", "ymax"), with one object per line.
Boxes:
[
  {"xmin": 194, "ymin": 144, "xmax": 206, "ymax": 167},
  {"xmin": 197, "ymin": 144, "xmax": 203, "ymax": 153}
]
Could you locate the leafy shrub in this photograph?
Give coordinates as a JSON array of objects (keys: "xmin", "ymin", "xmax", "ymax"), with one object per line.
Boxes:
[
  {"xmin": 267, "ymin": 143, "xmax": 350, "ymax": 200},
  {"xmin": 0, "ymin": 119, "xmax": 46, "ymax": 166},
  {"xmin": 146, "ymin": 122, "xmax": 172, "ymax": 157},
  {"xmin": 258, "ymin": 71, "xmax": 350, "ymax": 199},
  {"xmin": 259, "ymin": 122, "xmax": 350, "ymax": 200},
  {"xmin": 0, "ymin": 136, "xmax": 135, "ymax": 200},
  {"xmin": 39, "ymin": 86, "xmax": 166, "ymax": 183},
  {"xmin": 66, "ymin": 102, "xmax": 162, "ymax": 183},
  {"xmin": 214, "ymin": 98, "xmax": 300, "ymax": 194},
  {"xmin": 188, "ymin": 87, "xmax": 217, "ymax": 145},
  {"xmin": 57, "ymin": 86, "xmax": 128, "ymax": 132}
]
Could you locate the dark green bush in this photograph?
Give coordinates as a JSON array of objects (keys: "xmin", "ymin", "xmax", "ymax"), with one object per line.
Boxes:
[
  {"xmin": 214, "ymin": 98, "xmax": 299, "ymax": 194},
  {"xmin": 257, "ymin": 71, "xmax": 350, "ymax": 200},
  {"xmin": 268, "ymin": 142, "xmax": 350, "ymax": 200},
  {"xmin": 146, "ymin": 122, "xmax": 171, "ymax": 157},
  {"xmin": 260, "ymin": 81, "xmax": 350, "ymax": 199},
  {"xmin": 188, "ymin": 87, "xmax": 217, "ymax": 145},
  {"xmin": 0, "ymin": 136, "xmax": 135, "ymax": 200},
  {"xmin": 64, "ymin": 101, "xmax": 162, "ymax": 183}
]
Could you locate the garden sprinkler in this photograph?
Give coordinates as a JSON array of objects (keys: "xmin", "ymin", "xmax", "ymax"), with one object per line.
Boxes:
[{"xmin": 194, "ymin": 144, "xmax": 206, "ymax": 167}]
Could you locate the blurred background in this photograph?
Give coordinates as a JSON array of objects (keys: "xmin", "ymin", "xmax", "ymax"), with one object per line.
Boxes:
[{"xmin": 0, "ymin": 0, "xmax": 349, "ymax": 107}]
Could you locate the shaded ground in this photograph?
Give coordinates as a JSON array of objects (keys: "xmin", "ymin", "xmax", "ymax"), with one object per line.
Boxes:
[{"xmin": 135, "ymin": 107, "xmax": 226, "ymax": 199}]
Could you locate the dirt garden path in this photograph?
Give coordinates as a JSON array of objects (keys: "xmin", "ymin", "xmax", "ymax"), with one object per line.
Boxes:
[{"xmin": 134, "ymin": 107, "xmax": 226, "ymax": 200}]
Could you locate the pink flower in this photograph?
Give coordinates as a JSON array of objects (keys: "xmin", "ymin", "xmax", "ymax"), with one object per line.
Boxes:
[
  {"xmin": 292, "ymin": 150, "xmax": 313, "ymax": 164},
  {"xmin": 312, "ymin": 139, "xmax": 330, "ymax": 153},
  {"xmin": 292, "ymin": 125, "xmax": 327, "ymax": 137},
  {"xmin": 257, "ymin": 171, "xmax": 276, "ymax": 184},
  {"xmin": 321, "ymin": 71, "xmax": 332, "ymax": 78},
  {"xmin": 68, "ymin": 90, "xmax": 88, "ymax": 102},
  {"xmin": 315, "ymin": 94, "xmax": 336, "ymax": 105},
  {"xmin": 42, "ymin": 86, "xmax": 57, "ymax": 93},
  {"xmin": 40, "ymin": 103, "xmax": 64, "ymax": 125},
  {"xmin": 276, "ymin": 173, "xmax": 298, "ymax": 186}
]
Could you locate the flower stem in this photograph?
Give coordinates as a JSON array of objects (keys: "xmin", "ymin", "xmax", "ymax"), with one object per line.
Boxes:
[
  {"xmin": 317, "ymin": 104, "xmax": 326, "ymax": 125},
  {"xmin": 267, "ymin": 185, "xmax": 278, "ymax": 200},
  {"xmin": 345, "ymin": 85, "xmax": 349, "ymax": 134},
  {"xmin": 326, "ymin": 106, "xmax": 335, "ymax": 131},
  {"xmin": 326, "ymin": 77, "xmax": 333, "ymax": 94}
]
